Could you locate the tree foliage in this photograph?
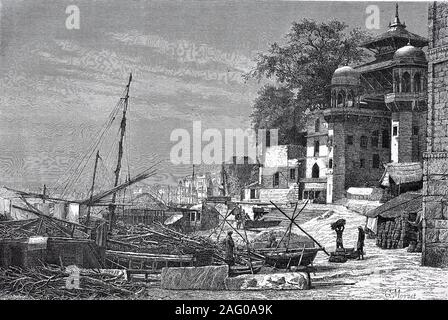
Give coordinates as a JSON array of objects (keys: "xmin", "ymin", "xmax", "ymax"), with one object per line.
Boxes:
[{"xmin": 247, "ymin": 19, "xmax": 370, "ymax": 145}]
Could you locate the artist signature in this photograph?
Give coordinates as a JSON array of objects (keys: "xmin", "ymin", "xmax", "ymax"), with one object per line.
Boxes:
[{"xmin": 383, "ymin": 288, "xmax": 416, "ymax": 300}]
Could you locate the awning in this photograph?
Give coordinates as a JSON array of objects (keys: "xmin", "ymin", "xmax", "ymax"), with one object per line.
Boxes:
[
  {"xmin": 380, "ymin": 162, "xmax": 423, "ymax": 187},
  {"xmin": 164, "ymin": 214, "xmax": 183, "ymax": 225},
  {"xmin": 365, "ymin": 191, "xmax": 422, "ymax": 219},
  {"xmin": 189, "ymin": 204, "xmax": 202, "ymax": 211}
]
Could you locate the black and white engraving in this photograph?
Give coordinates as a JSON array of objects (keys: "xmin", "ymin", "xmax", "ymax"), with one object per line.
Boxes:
[{"xmin": 0, "ymin": 0, "xmax": 447, "ymax": 302}]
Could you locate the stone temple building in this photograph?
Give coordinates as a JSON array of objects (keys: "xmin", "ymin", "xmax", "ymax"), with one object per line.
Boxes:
[
  {"xmin": 423, "ymin": 1, "xmax": 448, "ymax": 267},
  {"xmin": 302, "ymin": 5, "xmax": 428, "ymax": 203}
]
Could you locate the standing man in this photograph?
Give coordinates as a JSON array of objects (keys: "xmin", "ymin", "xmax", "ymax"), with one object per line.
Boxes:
[
  {"xmin": 331, "ymin": 219, "xmax": 346, "ymax": 249},
  {"xmin": 225, "ymin": 231, "xmax": 235, "ymax": 266},
  {"xmin": 336, "ymin": 225, "xmax": 345, "ymax": 249},
  {"xmin": 357, "ymin": 226, "xmax": 365, "ymax": 260},
  {"xmin": 235, "ymin": 210, "xmax": 241, "ymax": 230}
]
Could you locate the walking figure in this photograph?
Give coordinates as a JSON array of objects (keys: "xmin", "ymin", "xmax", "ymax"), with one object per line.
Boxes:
[
  {"xmin": 357, "ymin": 226, "xmax": 365, "ymax": 260},
  {"xmin": 225, "ymin": 231, "xmax": 235, "ymax": 266},
  {"xmin": 235, "ymin": 210, "xmax": 242, "ymax": 230}
]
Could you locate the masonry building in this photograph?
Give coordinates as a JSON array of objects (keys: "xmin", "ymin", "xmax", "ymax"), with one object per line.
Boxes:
[
  {"xmin": 422, "ymin": 1, "xmax": 448, "ymax": 267},
  {"xmin": 304, "ymin": 6, "xmax": 428, "ymax": 203}
]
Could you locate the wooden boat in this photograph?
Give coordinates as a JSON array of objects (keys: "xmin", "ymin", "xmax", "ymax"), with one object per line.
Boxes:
[
  {"xmin": 256, "ymin": 247, "xmax": 320, "ymax": 268},
  {"xmin": 229, "ymin": 261, "xmax": 263, "ymax": 276},
  {"xmin": 244, "ymin": 219, "xmax": 282, "ymax": 229}
]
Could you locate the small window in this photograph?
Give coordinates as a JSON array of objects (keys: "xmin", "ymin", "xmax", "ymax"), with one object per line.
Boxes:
[
  {"xmin": 314, "ymin": 140, "xmax": 320, "ymax": 157},
  {"xmin": 273, "ymin": 172, "xmax": 279, "ymax": 187},
  {"xmin": 393, "ymin": 126, "xmax": 398, "ymax": 136},
  {"xmin": 289, "ymin": 168, "xmax": 296, "ymax": 180},
  {"xmin": 371, "ymin": 130, "xmax": 379, "ymax": 148},
  {"xmin": 347, "ymin": 135, "xmax": 353, "ymax": 145},
  {"xmin": 360, "ymin": 159, "xmax": 365, "ymax": 168},
  {"xmin": 329, "ymin": 159, "xmax": 333, "ymax": 169},
  {"xmin": 266, "ymin": 130, "xmax": 271, "ymax": 148},
  {"xmin": 232, "ymin": 156, "xmax": 237, "ymax": 164},
  {"xmin": 360, "ymin": 136, "xmax": 368, "ymax": 149},
  {"xmin": 196, "ymin": 211, "xmax": 201, "ymax": 222},
  {"xmin": 315, "ymin": 118, "xmax": 320, "ymax": 133},
  {"xmin": 304, "ymin": 191, "xmax": 309, "ymax": 199},
  {"xmin": 250, "ymin": 189, "xmax": 256, "ymax": 199},
  {"xmin": 413, "ymin": 126, "xmax": 419, "ymax": 136},
  {"xmin": 382, "ymin": 130, "xmax": 390, "ymax": 148},
  {"xmin": 372, "ymin": 154, "xmax": 380, "ymax": 169},
  {"xmin": 243, "ymin": 156, "xmax": 249, "ymax": 164},
  {"xmin": 190, "ymin": 212, "xmax": 196, "ymax": 222}
]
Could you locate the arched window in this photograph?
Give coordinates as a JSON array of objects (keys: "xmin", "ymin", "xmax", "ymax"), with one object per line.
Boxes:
[
  {"xmin": 337, "ymin": 90, "xmax": 345, "ymax": 107},
  {"xmin": 329, "ymin": 159, "xmax": 333, "ymax": 169},
  {"xmin": 394, "ymin": 72, "xmax": 400, "ymax": 92},
  {"xmin": 347, "ymin": 92, "xmax": 353, "ymax": 107},
  {"xmin": 371, "ymin": 130, "xmax": 379, "ymax": 148},
  {"xmin": 314, "ymin": 140, "xmax": 320, "ymax": 156},
  {"xmin": 402, "ymin": 72, "xmax": 411, "ymax": 93},
  {"xmin": 312, "ymin": 163, "xmax": 320, "ymax": 178},
  {"xmin": 332, "ymin": 90, "xmax": 337, "ymax": 107},
  {"xmin": 315, "ymin": 118, "xmax": 320, "ymax": 133},
  {"xmin": 414, "ymin": 73, "xmax": 421, "ymax": 92}
]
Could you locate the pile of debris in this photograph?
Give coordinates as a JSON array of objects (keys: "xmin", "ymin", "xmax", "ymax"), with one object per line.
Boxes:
[
  {"xmin": 107, "ymin": 221, "xmax": 250, "ymax": 268},
  {"xmin": 0, "ymin": 265, "xmax": 148, "ymax": 299}
]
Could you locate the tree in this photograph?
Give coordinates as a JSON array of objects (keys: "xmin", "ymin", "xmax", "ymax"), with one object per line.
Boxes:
[
  {"xmin": 251, "ymin": 85, "xmax": 303, "ymax": 145},
  {"xmin": 247, "ymin": 19, "xmax": 370, "ymax": 144}
]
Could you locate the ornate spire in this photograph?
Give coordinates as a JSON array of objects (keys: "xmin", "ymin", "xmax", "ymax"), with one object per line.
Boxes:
[
  {"xmin": 395, "ymin": 3, "xmax": 400, "ymax": 23},
  {"xmin": 389, "ymin": 3, "xmax": 406, "ymax": 29}
]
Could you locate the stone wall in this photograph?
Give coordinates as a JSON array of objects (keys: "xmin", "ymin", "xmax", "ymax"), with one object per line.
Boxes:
[
  {"xmin": 261, "ymin": 166, "xmax": 298, "ymax": 189},
  {"xmin": 423, "ymin": 1, "xmax": 448, "ymax": 267},
  {"xmin": 331, "ymin": 121, "xmax": 346, "ymax": 200},
  {"xmin": 259, "ymin": 187, "xmax": 298, "ymax": 204},
  {"xmin": 342, "ymin": 116, "xmax": 390, "ymax": 188},
  {"xmin": 328, "ymin": 114, "xmax": 390, "ymax": 201}
]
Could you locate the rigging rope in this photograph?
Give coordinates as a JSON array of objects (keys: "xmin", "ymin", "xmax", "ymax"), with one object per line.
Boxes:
[{"xmin": 51, "ymin": 86, "xmax": 128, "ymax": 197}]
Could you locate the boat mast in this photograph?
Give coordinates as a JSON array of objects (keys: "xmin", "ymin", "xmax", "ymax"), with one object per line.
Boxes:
[
  {"xmin": 87, "ymin": 150, "xmax": 100, "ymax": 225},
  {"xmin": 109, "ymin": 73, "xmax": 132, "ymax": 230}
]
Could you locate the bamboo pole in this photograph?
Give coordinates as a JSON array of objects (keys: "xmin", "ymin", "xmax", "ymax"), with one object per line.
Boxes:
[{"xmin": 270, "ymin": 201, "xmax": 329, "ymax": 256}]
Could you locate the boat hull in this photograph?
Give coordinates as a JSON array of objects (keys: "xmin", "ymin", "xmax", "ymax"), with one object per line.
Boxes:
[
  {"xmin": 244, "ymin": 220, "xmax": 282, "ymax": 229},
  {"xmin": 258, "ymin": 248, "xmax": 319, "ymax": 268}
]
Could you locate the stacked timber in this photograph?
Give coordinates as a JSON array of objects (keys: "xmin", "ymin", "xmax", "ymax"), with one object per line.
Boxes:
[
  {"xmin": 328, "ymin": 248, "xmax": 348, "ymax": 263},
  {"xmin": 376, "ymin": 215, "xmax": 408, "ymax": 249}
]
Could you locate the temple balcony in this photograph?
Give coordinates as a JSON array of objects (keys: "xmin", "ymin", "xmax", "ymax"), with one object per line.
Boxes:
[{"xmin": 384, "ymin": 92, "xmax": 427, "ymax": 104}]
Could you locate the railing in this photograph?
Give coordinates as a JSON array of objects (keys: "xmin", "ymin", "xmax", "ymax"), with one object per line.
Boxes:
[{"xmin": 385, "ymin": 92, "xmax": 427, "ymax": 103}]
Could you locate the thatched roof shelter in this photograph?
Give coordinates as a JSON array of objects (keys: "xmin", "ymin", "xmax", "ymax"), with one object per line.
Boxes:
[
  {"xmin": 366, "ymin": 191, "xmax": 422, "ymax": 219},
  {"xmin": 380, "ymin": 162, "xmax": 423, "ymax": 187}
]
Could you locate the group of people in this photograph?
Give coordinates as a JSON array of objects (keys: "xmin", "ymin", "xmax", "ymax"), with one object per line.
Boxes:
[
  {"xmin": 234, "ymin": 207, "xmax": 250, "ymax": 230},
  {"xmin": 334, "ymin": 223, "xmax": 366, "ymax": 260}
]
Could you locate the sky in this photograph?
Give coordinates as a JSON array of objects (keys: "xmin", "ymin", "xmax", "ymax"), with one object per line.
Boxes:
[{"xmin": 0, "ymin": 0, "xmax": 429, "ymax": 192}]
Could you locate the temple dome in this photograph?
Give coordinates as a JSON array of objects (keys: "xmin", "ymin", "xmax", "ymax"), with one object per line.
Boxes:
[
  {"xmin": 331, "ymin": 66, "xmax": 360, "ymax": 86},
  {"xmin": 393, "ymin": 44, "xmax": 427, "ymax": 63}
]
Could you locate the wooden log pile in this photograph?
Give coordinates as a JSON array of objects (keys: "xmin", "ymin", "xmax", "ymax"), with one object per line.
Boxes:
[
  {"xmin": 109, "ymin": 222, "xmax": 226, "ymax": 265},
  {"xmin": 108, "ymin": 221, "xmax": 262, "ymax": 270},
  {"xmin": 0, "ymin": 265, "xmax": 148, "ymax": 299},
  {"xmin": 375, "ymin": 215, "xmax": 408, "ymax": 249}
]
